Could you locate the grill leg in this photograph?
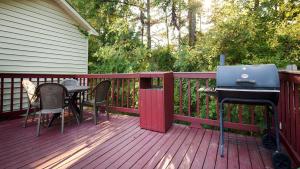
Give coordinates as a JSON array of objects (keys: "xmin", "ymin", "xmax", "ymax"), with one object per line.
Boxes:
[
  {"xmin": 271, "ymin": 104, "xmax": 281, "ymax": 152},
  {"xmin": 266, "ymin": 106, "xmax": 271, "ymax": 134},
  {"xmin": 219, "ymin": 102, "xmax": 224, "ymax": 157}
]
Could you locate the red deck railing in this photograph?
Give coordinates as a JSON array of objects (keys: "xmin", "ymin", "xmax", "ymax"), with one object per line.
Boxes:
[
  {"xmin": 279, "ymin": 71, "xmax": 300, "ymax": 165},
  {"xmin": 0, "ymin": 71, "xmax": 299, "ymax": 165},
  {"xmin": 173, "ymin": 72, "xmax": 260, "ymax": 132},
  {"xmin": 0, "ymin": 73, "xmax": 139, "ymax": 119}
]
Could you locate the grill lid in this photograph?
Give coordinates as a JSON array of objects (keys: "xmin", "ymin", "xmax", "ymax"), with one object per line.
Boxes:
[{"xmin": 216, "ymin": 64, "xmax": 280, "ymax": 90}]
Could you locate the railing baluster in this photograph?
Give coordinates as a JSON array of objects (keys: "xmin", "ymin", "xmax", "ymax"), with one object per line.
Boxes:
[
  {"xmin": 238, "ymin": 105, "xmax": 243, "ymax": 123},
  {"xmin": 127, "ymin": 79, "xmax": 130, "ymax": 107},
  {"xmin": 286, "ymin": 81, "xmax": 291, "ymax": 142},
  {"xmin": 205, "ymin": 79, "xmax": 209, "ymax": 118},
  {"xmin": 281, "ymin": 81, "xmax": 287, "ymax": 137},
  {"xmin": 111, "ymin": 79, "xmax": 115, "ymax": 106},
  {"xmin": 216, "ymin": 97, "xmax": 219, "ymax": 120},
  {"xmin": 250, "ymin": 105, "xmax": 255, "ymax": 124},
  {"xmin": 0, "ymin": 77, "xmax": 3, "ymax": 113},
  {"xmin": 122, "ymin": 79, "xmax": 124, "ymax": 107},
  {"xmin": 290, "ymin": 82, "xmax": 296, "ymax": 148},
  {"xmin": 196, "ymin": 80, "xmax": 200, "ymax": 117},
  {"xmin": 51, "ymin": 78, "xmax": 54, "ymax": 83},
  {"xmin": 20, "ymin": 78, "xmax": 23, "ymax": 111},
  {"xmin": 37, "ymin": 77, "xmax": 39, "ymax": 86},
  {"xmin": 132, "ymin": 79, "xmax": 135, "ymax": 108},
  {"xmin": 82, "ymin": 78, "xmax": 86, "ymax": 103},
  {"xmin": 188, "ymin": 79, "xmax": 191, "ymax": 116},
  {"xmin": 117, "ymin": 79, "xmax": 120, "ymax": 106},
  {"xmin": 227, "ymin": 104, "xmax": 232, "ymax": 122},
  {"xmin": 179, "ymin": 79, "xmax": 183, "ymax": 115},
  {"xmin": 10, "ymin": 78, "xmax": 14, "ymax": 112},
  {"xmin": 294, "ymin": 84, "xmax": 300, "ymax": 153}
]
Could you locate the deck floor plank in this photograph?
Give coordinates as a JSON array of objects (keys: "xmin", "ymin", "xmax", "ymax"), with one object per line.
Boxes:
[
  {"xmin": 214, "ymin": 132, "xmax": 229, "ymax": 169},
  {"xmin": 190, "ymin": 129, "xmax": 213, "ymax": 169},
  {"xmin": 0, "ymin": 115, "xmax": 272, "ymax": 169},
  {"xmin": 70, "ymin": 121, "xmax": 142, "ymax": 168},
  {"xmin": 107, "ymin": 131, "xmax": 164, "ymax": 168},
  {"xmin": 119, "ymin": 126, "xmax": 180, "ymax": 169},
  {"xmin": 33, "ymin": 118, "xmax": 139, "ymax": 169},
  {"xmin": 256, "ymin": 137, "xmax": 274, "ymax": 169},
  {"xmin": 247, "ymin": 136, "xmax": 265, "ymax": 169},
  {"xmin": 178, "ymin": 128, "xmax": 205, "ymax": 169},
  {"xmin": 237, "ymin": 134, "xmax": 252, "ymax": 169},
  {"xmin": 227, "ymin": 133, "xmax": 239, "ymax": 169},
  {"xmin": 83, "ymin": 128, "xmax": 148, "ymax": 168},
  {"xmin": 130, "ymin": 125, "xmax": 185, "ymax": 169},
  {"xmin": 152, "ymin": 128, "xmax": 191, "ymax": 169},
  {"xmin": 0, "ymin": 115, "xmax": 128, "ymax": 160},
  {"xmin": 3, "ymin": 116, "xmax": 136, "ymax": 168},
  {"xmin": 166, "ymin": 128, "xmax": 198, "ymax": 169},
  {"xmin": 202, "ymin": 130, "xmax": 220, "ymax": 169}
]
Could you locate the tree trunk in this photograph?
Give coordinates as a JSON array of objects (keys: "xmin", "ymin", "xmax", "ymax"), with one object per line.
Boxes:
[
  {"xmin": 165, "ymin": 10, "xmax": 169, "ymax": 47},
  {"xmin": 188, "ymin": 0, "xmax": 196, "ymax": 46},
  {"xmin": 178, "ymin": 0, "xmax": 181, "ymax": 46},
  {"xmin": 254, "ymin": 0, "xmax": 259, "ymax": 10},
  {"xmin": 140, "ymin": 8, "xmax": 145, "ymax": 43},
  {"xmin": 147, "ymin": 0, "xmax": 151, "ymax": 49},
  {"xmin": 199, "ymin": 13, "xmax": 201, "ymax": 32}
]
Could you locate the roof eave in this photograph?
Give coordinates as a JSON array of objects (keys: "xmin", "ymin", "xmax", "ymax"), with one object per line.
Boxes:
[{"xmin": 54, "ymin": 0, "xmax": 99, "ymax": 36}]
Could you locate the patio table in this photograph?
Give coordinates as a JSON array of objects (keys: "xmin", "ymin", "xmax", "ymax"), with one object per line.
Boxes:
[
  {"xmin": 65, "ymin": 86, "xmax": 89, "ymax": 122},
  {"xmin": 49, "ymin": 86, "xmax": 89, "ymax": 126}
]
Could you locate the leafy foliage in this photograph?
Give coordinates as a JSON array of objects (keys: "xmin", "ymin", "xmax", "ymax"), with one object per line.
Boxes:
[{"xmin": 68, "ymin": 0, "xmax": 299, "ymax": 133}]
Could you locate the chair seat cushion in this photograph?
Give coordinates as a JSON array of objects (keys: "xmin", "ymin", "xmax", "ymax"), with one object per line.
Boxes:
[{"xmin": 38, "ymin": 108, "xmax": 64, "ymax": 114}]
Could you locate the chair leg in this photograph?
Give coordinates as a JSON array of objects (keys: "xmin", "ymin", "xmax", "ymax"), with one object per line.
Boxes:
[
  {"xmin": 31, "ymin": 109, "xmax": 35, "ymax": 123},
  {"xmin": 23, "ymin": 107, "xmax": 30, "ymax": 128},
  {"xmin": 94, "ymin": 106, "xmax": 98, "ymax": 125},
  {"xmin": 61, "ymin": 111, "xmax": 64, "ymax": 134},
  {"xmin": 36, "ymin": 113, "xmax": 42, "ymax": 137},
  {"xmin": 106, "ymin": 107, "xmax": 109, "ymax": 120}
]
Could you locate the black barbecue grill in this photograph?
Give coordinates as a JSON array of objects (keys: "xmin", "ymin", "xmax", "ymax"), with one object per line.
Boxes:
[{"xmin": 215, "ymin": 64, "xmax": 291, "ymax": 169}]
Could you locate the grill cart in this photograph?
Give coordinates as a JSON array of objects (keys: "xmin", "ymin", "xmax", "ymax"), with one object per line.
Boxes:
[{"xmin": 215, "ymin": 64, "xmax": 291, "ymax": 169}]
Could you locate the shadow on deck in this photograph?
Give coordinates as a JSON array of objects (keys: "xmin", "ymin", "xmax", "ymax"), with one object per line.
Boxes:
[{"xmin": 0, "ymin": 113, "xmax": 274, "ymax": 169}]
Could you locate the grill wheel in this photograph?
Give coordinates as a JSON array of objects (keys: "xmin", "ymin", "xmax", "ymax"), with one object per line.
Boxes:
[{"xmin": 272, "ymin": 151, "xmax": 291, "ymax": 169}]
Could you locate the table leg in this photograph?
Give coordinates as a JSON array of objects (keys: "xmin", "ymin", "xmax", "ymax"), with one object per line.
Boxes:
[{"xmin": 69, "ymin": 92, "xmax": 85, "ymax": 123}]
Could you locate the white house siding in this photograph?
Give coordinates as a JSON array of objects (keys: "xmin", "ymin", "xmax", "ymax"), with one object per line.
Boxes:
[
  {"xmin": 0, "ymin": 0, "xmax": 88, "ymax": 74},
  {"xmin": 0, "ymin": 0, "xmax": 89, "ymax": 113}
]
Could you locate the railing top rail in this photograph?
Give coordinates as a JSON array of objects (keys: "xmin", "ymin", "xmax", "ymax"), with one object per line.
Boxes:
[
  {"xmin": 0, "ymin": 71, "xmax": 299, "ymax": 82},
  {"xmin": 0, "ymin": 73, "xmax": 77, "ymax": 78},
  {"xmin": 75, "ymin": 73, "xmax": 138, "ymax": 79},
  {"xmin": 279, "ymin": 71, "xmax": 300, "ymax": 84},
  {"xmin": 280, "ymin": 70, "xmax": 300, "ymax": 75},
  {"xmin": 173, "ymin": 72, "xmax": 216, "ymax": 79},
  {"xmin": 0, "ymin": 73, "xmax": 139, "ymax": 79}
]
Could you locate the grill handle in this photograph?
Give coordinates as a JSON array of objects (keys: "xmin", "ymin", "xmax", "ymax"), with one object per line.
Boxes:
[{"xmin": 236, "ymin": 79, "xmax": 256, "ymax": 85}]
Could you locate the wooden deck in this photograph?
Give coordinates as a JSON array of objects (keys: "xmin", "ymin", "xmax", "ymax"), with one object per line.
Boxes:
[{"xmin": 0, "ymin": 113, "xmax": 274, "ymax": 169}]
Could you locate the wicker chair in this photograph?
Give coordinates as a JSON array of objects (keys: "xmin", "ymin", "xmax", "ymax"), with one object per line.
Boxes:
[
  {"xmin": 22, "ymin": 80, "xmax": 39, "ymax": 128},
  {"xmin": 35, "ymin": 83, "xmax": 68, "ymax": 136},
  {"xmin": 82, "ymin": 80, "xmax": 111, "ymax": 124}
]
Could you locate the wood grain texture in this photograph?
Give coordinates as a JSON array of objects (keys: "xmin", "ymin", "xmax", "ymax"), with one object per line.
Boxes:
[{"xmin": 0, "ymin": 114, "xmax": 274, "ymax": 169}]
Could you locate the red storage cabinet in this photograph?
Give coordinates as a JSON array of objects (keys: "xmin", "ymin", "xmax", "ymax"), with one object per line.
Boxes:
[{"xmin": 139, "ymin": 72, "xmax": 174, "ymax": 133}]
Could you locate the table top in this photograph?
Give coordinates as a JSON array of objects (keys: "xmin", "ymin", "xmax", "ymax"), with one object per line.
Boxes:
[{"xmin": 65, "ymin": 86, "xmax": 89, "ymax": 93}]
